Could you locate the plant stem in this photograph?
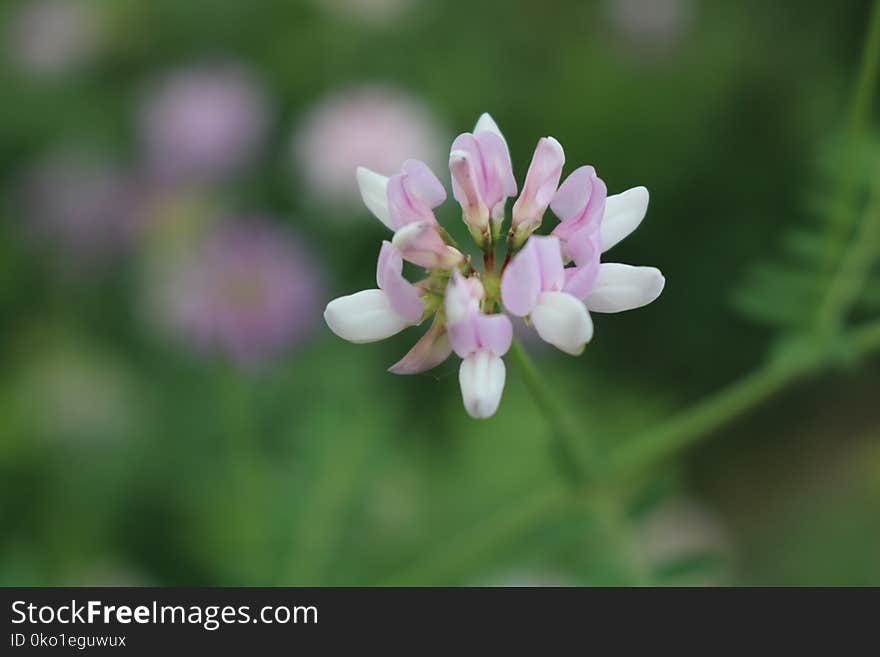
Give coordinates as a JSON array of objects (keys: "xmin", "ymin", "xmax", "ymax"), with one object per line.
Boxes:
[
  {"xmin": 609, "ymin": 355, "xmax": 815, "ymax": 476},
  {"xmin": 507, "ymin": 339, "xmax": 597, "ymax": 484},
  {"xmin": 822, "ymin": 0, "xmax": 880, "ymax": 275},
  {"xmin": 815, "ymin": 168, "xmax": 880, "ymax": 334}
]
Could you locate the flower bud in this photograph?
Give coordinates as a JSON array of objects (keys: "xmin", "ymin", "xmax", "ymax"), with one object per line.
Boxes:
[
  {"xmin": 449, "ymin": 149, "xmax": 491, "ymax": 248},
  {"xmin": 392, "ymin": 221, "xmax": 464, "ymax": 270},
  {"xmin": 510, "ymin": 137, "xmax": 564, "ymax": 249}
]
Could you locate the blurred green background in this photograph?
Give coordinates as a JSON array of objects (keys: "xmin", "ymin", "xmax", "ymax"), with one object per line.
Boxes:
[{"xmin": 1, "ymin": 0, "xmax": 879, "ymax": 586}]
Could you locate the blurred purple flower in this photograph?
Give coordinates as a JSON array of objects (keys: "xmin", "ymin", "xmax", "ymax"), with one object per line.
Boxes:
[
  {"xmin": 7, "ymin": 0, "xmax": 103, "ymax": 78},
  {"xmin": 139, "ymin": 65, "xmax": 271, "ymax": 183},
  {"xmin": 20, "ymin": 151, "xmax": 143, "ymax": 269},
  {"xmin": 162, "ymin": 220, "xmax": 324, "ymax": 367},
  {"xmin": 293, "ymin": 85, "xmax": 446, "ymax": 215}
]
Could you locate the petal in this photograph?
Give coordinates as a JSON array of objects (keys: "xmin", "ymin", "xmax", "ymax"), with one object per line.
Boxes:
[
  {"xmin": 584, "ymin": 263, "xmax": 665, "ymax": 313},
  {"xmin": 474, "ymin": 312, "xmax": 513, "ymax": 357},
  {"xmin": 530, "ymin": 291, "xmax": 594, "ymax": 355},
  {"xmin": 387, "ymin": 159, "xmax": 446, "ymax": 229},
  {"xmin": 551, "ymin": 165, "xmax": 596, "ymax": 221},
  {"xmin": 400, "ymin": 159, "xmax": 447, "ymax": 208},
  {"xmin": 562, "ymin": 228, "xmax": 601, "ymax": 299},
  {"xmin": 444, "ymin": 269, "xmax": 481, "ymax": 326},
  {"xmin": 500, "ymin": 237, "xmax": 542, "ymax": 316},
  {"xmin": 565, "ymin": 225, "xmax": 601, "ymax": 268},
  {"xmin": 474, "ymin": 112, "xmax": 505, "ymax": 143},
  {"xmin": 550, "ymin": 166, "xmax": 607, "ymax": 242},
  {"xmin": 511, "ymin": 136, "xmax": 565, "ymax": 230},
  {"xmin": 324, "ymin": 289, "xmax": 411, "ymax": 343},
  {"xmin": 449, "ymin": 142, "xmax": 485, "ymax": 211},
  {"xmin": 530, "ymin": 234, "xmax": 566, "ymax": 291},
  {"xmin": 356, "ymin": 167, "xmax": 392, "ymax": 230},
  {"xmin": 600, "ymin": 186, "xmax": 649, "ymax": 253},
  {"xmin": 563, "ymin": 264, "xmax": 601, "ymax": 302},
  {"xmin": 458, "ymin": 350, "xmax": 506, "ymax": 419},
  {"xmin": 376, "ymin": 241, "xmax": 424, "ymax": 322},
  {"xmin": 388, "ymin": 317, "xmax": 452, "ymax": 375},
  {"xmin": 475, "ymin": 130, "xmax": 517, "ymax": 207},
  {"xmin": 392, "ymin": 221, "xmax": 463, "ymax": 270}
]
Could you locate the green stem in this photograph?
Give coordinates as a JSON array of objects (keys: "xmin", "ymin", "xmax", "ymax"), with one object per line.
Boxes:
[
  {"xmin": 507, "ymin": 340, "xmax": 597, "ymax": 484},
  {"xmin": 822, "ymin": 0, "xmax": 880, "ymax": 276},
  {"xmin": 609, "ymin": 356, "xmax": 813, "ymax": 476},
  {"xmin": 815, "ymin": 170, "xmax": 880, "ymax": 333}
]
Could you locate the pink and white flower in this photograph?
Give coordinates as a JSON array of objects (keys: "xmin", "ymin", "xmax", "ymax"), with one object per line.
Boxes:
[
  {"xmin": 325, "ymin": 112, "xmax": 664, "ymax": 419},
  {"xmin": 449, "ymin": 113, "xmax": 518, "ymax": 245},
  {"xmin": 444, "ymin": 271, "xmax": 513, "ymax": 418}
]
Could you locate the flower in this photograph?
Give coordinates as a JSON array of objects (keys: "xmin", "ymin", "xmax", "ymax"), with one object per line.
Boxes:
[
  {"xmin": 449, "ymin": 113, "xmax": 517, "ymax": 246},
  {"xmin": 313, "ymin": 0, "xmax": 417, "ymax": 26},
  {"xmin": 510, "ymin": 137, "xmax": 566, "ymax": 249},
  {"xmin": 138, "ymin": 65, "xmax": 271, "ymax": 183},
  {"xmin": 293, "ymin": 85, "xmax": 447, "ymax": 214},
  {"xmin": 325, "ymin": 112, "xmax": 664, "ymax": 419},
  {"xmin": 8, "ymin": 0, "xmax": 103, "ymax": 79},
  {"xmin": 605, "ymin": 0, "xmax": 695, "ymax": 54},
  {"xmin": 157, "ymin": 220, "xmax": 324, "ymax": 367},
  {"xmin": 18, "ymin": 151, "xmax": 144, "ymax": 270},
  {"xmin": 444, "ymin": 271, "xmax": 512, "ymax": 418}
]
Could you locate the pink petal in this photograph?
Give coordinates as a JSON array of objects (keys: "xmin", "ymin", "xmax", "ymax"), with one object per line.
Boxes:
[
  {"xmin": 473, "ymin": 312, "xmax": 513, "ymax": 357},
  {"xmin": 500, "ymin": 237, "xmax": 542, "ymax": 316},
  {"xmin": 449, "ymin": 137, "xmax": 484, "ymax": 211},
  {"xmin": 447, "ymin": 316, "xmax": 480, "ymax": 359},
  {"xmin": 475, "ymin": 131, "xmax": 517, "ymax": 210},
  {"xmin": 449, "ymin": 131, "xmax": 516, "ymax": 214},
  {"xmin": 388, "ymin": 318, "xmax": 452, "ymax": 374},
  {"xmin": 376, "ymin": 241, "xmax": 423, "ymax": 322},
  {"xmin": 445, "ymin": 270, "xmax": 482, "ymax": 357},
  {"xmin": 401, "ymin": 159, "xmax": 447, "ymax": 207},
  {"xmin": 387, "ymin": 159, "xmax": 446, "ymax": 229},
  {"xmin": 511, "ymin": 136, "xmax": 564, "ymax": 230},
  {"xmin": 562, "ymin": 228, "xmax": 601, "ymax": 299},
  {"xmin": 530, "ymin": 235, "xmax": 566, "ymax": 291},
  {"xmin": 551, "ymin": 166, "xmax": 607, "ymax": 242},
  {"xmin": 392, "ymin": 221, "xmax": 463, "ymax": 270}
]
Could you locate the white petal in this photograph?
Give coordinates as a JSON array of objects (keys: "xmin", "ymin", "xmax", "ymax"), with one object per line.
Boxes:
[
  {"xmin": 585, "ymin": 263, "xmax": 665, "ymax": 313},
  {"xmin": 600, "ymin": 186, "xmax": 649, "ymax": 253},
  {"xmin": 530, "ymin": 291, "xmax": 594, "ymax": 356},
  {"xmin": 324, "ymin": 289, "xmax": 409, "ymax": 343},
  {"xmin": 474, "ymin": 112, "xmax": 506, "ymax": 145},
  {"xmin": 458, "ymin": 350, "xmax": 506, "ymax": 419},
  {"xmin": 356, "ymin": 167, "xmax": 393, "ymax": 230}
]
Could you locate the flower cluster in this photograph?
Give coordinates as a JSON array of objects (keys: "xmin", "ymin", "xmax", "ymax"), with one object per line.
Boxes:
[{"xmin": 325, "ymin": 113, "xmax": 664, "ymax": 418}]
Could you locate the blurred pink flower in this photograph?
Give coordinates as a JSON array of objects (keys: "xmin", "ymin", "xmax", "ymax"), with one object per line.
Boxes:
[
  {"xmin": 161, "ymin": 220, "xmax": 324, "ymax": 367},
  {"xmin": 313, "ymin": 0, "xmax": 416, "ymax": 26},
  {"xmin": 19, "ymin": 151, "xmax": 144, "ymax": 269},
  {"xmin": 8, "ymin": 0, "xmax": 103, "ymax": 78},
  {"xmin": 604, "ymin": 0, "xmax": 695, "ymax": 52},
  {"xmin": 138, "ymin": 65, "xmax": 271, "ymax": 183},
  {"xmin": 293, "ymin": 85, "xmax": 446, "ymax": 214}
]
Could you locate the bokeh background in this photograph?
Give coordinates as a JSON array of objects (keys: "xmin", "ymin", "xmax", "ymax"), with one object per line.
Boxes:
[{"xmin": 1, "ymin": 0, "xmax": 878, "ymax": 586}]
